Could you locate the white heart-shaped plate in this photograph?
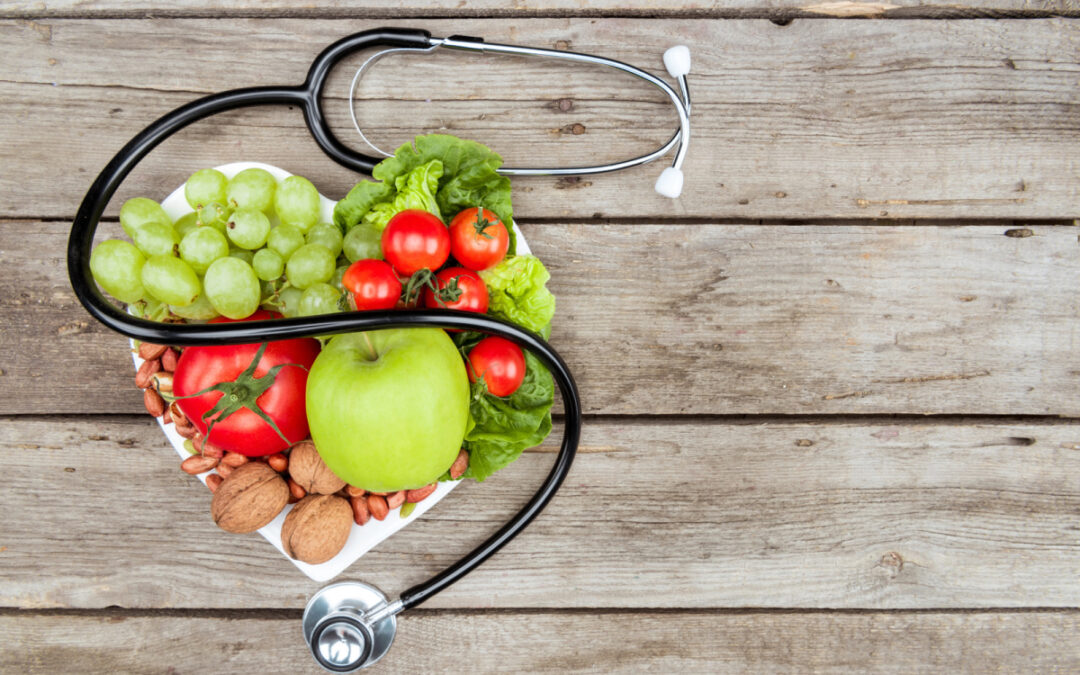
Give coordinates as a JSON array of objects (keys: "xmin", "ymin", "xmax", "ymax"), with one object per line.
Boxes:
[{"xmin": 132, "ymin": 161, "xmax": 530, "ymax": 581}]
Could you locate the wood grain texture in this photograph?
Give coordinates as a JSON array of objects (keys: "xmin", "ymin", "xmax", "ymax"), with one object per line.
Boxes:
[
  {"xmin": 4, "ymin": 416, "xmax": 1080, "ymax": 610},
  {"xmin": 3, "ymin": 610, "xmax": 1080, "ymax": 674},
  {"xmin": 6, "ymin": 221, "xmax": 1079, "ymax": 416},
  {"xmin": 3, "ymin": 18, "xmax": 1079, "ymax": 219}
]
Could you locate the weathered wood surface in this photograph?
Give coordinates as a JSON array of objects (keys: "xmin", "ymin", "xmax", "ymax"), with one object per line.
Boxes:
[
  {"xmin": 5, "ymin": 221, "xmax": 1078, "ymax": 416},
  {"xmin": 4, "ymin": 416, "xmax": 1080, "ymax": 610},
  {"xmin": 3, "ymin": 18, "xmax": 1079, "ymax": 220},
  {"xmin": 5, "ymin": 1, "xmax": 1079, "ymax": 18},
  {"xmin": 3, "ymin": 611, "xmax": 1079, "ymax": 674}
]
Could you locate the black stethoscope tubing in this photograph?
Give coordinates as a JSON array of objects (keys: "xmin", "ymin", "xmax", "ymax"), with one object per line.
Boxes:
[{"xmin": 66, "ymin": 27, "xmax": 580, "ymax": 612}]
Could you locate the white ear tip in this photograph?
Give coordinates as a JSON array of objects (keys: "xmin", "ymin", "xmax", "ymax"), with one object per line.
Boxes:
[
  {"xmin": 663, "ymin": 45, "xmax": 691, "ymax": 78},
  {"xmin": 655, "ymin": 167, "xmax": 684, "ymax": 199}
]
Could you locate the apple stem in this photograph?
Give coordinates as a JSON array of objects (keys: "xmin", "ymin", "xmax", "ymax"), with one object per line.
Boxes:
[{"xmin": 362, "ymin": 332, "xmax": 378, "ymax": 361}]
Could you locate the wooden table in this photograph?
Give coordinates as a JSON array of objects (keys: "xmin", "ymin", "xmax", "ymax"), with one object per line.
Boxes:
[{"xmin": 3, "ymin": 2, "xmax": 1080, "ymax": 672}]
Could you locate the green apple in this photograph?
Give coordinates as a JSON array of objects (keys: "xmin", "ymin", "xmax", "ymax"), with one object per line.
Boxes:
[{"xmin": 306, "ymin": 328, "xmax": 469, "ymax": 492}]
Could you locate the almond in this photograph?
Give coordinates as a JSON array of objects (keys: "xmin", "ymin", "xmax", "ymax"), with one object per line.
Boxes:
[
  {"xmin": 211, "ymin": 462, "xmax": 289, "ymax": 534},
  {"xmin": 406, "ymin": 484, "xmax": 437, "ymax": 503},
  {"xmin": 280, "ymin": 495, "xmax": 352, "ymax": 564},
  {"xmin": 150, "ymin": 371, "xmax": 173, "ymax": 394},
  {"xmin": 267, "ymin": 453, "xmax": 288, "ymax": 473},
  {"xmin": 216, "ymin": 462, "xmax": 234, "ymax": 479},
  {"xmin": 206, "ymin": 473, "xmax": 223, "ymax": 493},
  {"xmin": 222, "ymin": 452, "xmax": 249, "ymax": 468},
  {"xmin": 350, "ymin": 495, "xmax": 370, "ymax": 526},
  {"xmin": 169, "ymin": 402, "xmax": 187, "ymax": 426},
  {"xmin": 138, "ymin": 342, "xmax": 168, "ymax": 360},
  {"xmin": 449, "ymin": 449, "xmax": 469, "ymax": 480},
  {"xmin": 345, "ymin": 485, "xmax": 366, "ymax": 498},
  {"xmin": 288, "ymin": 478, "xmax": 307, "ymax": 501},
  {"xmin": 181, "ymin": 454, "xmax": 218, "ymax": 475},
  {"xmin": 193, "ymin": 435, "xmax": 224, "ymax": 459},
  {"xmin": 160, "ymin": 347, "xmax": 179, "ymax": 372},
  {"xmin": 143, "ymin": 388, "xmax": 166, "ymax": 417},
  {"xmin": 175, "ymin": 421, "xmax": 198, "ymax": 440},
  {"xmin": 135, "ymin": 359, "xmax": 161, "ymax": 389},
  {"xmin": 288, "ymin": 440, "xmax": 346, "ymax": 495},
  {"xmin": 385, "ymin": 491, "xmax": 405, "ymax": 510},
  {"xmin": 162, "ymin": 409, "xmax": 172, "ymax": 425},
  {"xmin": 367, "ymin": 494, "xmax": 388, "ymax": 521}
]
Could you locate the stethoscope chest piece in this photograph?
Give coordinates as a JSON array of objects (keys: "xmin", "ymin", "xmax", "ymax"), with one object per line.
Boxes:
[{"xmin": 303, "ymin": 582, "xmax": 398, "ymax": 671}]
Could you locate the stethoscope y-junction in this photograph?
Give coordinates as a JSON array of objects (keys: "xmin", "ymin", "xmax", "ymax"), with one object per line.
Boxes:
[{"xmin": 66, "ymin": 27, "xmax": 692, "ymax": 671}]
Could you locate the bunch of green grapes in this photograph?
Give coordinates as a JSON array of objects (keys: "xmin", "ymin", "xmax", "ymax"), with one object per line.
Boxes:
[{"xmin": 90, "ymin": 167, "xmax": 361, "ymax": 322}]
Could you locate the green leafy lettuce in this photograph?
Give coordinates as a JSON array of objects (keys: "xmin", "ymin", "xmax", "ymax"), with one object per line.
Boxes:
[
  {"xmin": 480, "ymin": 255, "xmax": 556, "ymax": 338},
  {"xmin": 460, "ymin": 349, "xmax": 554, "ymax": 482},
  {"xmin": 333, "ymin": 134, "xmax": 516, "ymax": 253}
]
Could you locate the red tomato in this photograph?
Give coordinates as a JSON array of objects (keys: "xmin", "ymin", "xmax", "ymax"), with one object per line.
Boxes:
[
  {"xmin": 381, "ymin": 209, "xmax": 450, "ymax": 276},
  {"xmin": 466, "ymin": 336, "xmax": 526, "ymax": 397},
  {"xmin": 173, "ymin": 311, "xmax": 320, "ymax": 456},
  {"xmin": 423, "ymin": 267, "xmax": 489, "ymax": 313},
  {"xmin": 449, "ymin": 208, "xmax": 509, "ymax": 271},
  {"xmin": 342, "ymin": 259, "xmax": 402, "ymax": 310}
]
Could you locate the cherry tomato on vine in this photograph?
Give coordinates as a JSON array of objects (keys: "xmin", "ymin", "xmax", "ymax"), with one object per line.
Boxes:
[
  {"xmin": 449, "ymin": 207, "xmax": 509, "ymax": 271},
  {"xmin": 381, "ymin": 209, "xmax": 450, "ymax": 276},
  {"xmin": 342, "ymin": 259, "xmax": 402, "ymax": 310},
  {"xmin": 466, "ymin": 336, "xmax": 526, "ymax": 397},
  {"xmin": 423, "ymin": 267, "xmax": 489, "ymax": 314}
]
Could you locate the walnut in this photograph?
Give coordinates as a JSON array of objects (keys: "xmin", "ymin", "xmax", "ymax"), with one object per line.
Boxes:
[
  {"xmin": 210, "ymin": 462, "xmax": 289, "ymax": 534},
  {"xmin": 280, "ymin": 494, "xmax": 352, "ymax": 564},
  {"xmin": 288, "ymin": 440, "xmax": 346, "ymax": 495}
]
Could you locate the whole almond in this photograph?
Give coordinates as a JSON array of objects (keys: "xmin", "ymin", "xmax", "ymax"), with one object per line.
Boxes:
[
  {"xmin": 367, "ymin": 494, "xmax": 389, "ymax": 521},
  {"xmin": 222, "ymin": 452, "xmax": 249, "ymax": 468},
  {"xmin": 135, "ymin": 359, "xmax": 161, "ymax": 389},
  {"xmin": 144, "ymin": 388, "xmax": 166, "ymax": 417},
  {"xmin": 385, "ymin": 491, "xmax": 405, "ymax": 510},
  {"xmin": 350, "ymin": 495, "xmax": 370, "ymax": 526},
  {"xmin": 449, "ymin": 449, "xmax": 469, "ymax": 480},
  {"xmin": 169, "ymin": 402, "xmax": 188, "ymax": 426},
  {"xmin": 181, "ymin": 454, "xmax": 218, "ymax": 475},
  {"xmin": 345, "ymin": 485, "xmax": 366, "ymax": 498},
  {"xmin": 206, "ymin": 473, "xmax": 223, "ymax": 493},
  {"xmin": 288, "ymin": 441, "xmax": 346, "ymax": 495},
  {"xmin": 211, "ymin": 462, "xmax": 289, "ymax": 534},
  {"xmin": 193, "ymin": 435, "xmax": 224, "ymax": 459},
  {"xmin": 267, "ymin": 453, "xmax": 288, "ymax": 473},
  {"xmin": 162, "ymin": 409, "xmax": 172, "ymax": 425},
  {"xmin": 288, "ymin": 477, "xmax": 307, "ymax": 500},
  {"xmin": 406, "ymin": 484, "xmax": 437, "ymax": 503},
  {"xmin": 161, "ymin": 348, "xmax": 179, "ymax": 372},
  {"xmin": 175, "ymin": 421, "xmax": 198, "ymax": 440},
  {"xmin": 281, "ymin": 494, "xmax": 352, "ymax": 564},
  {"xmin": 216, "ymin": 462, "xmax": 234, "ymax": 479},
  {"xmin": 138, "ymin": 342, "xmax": 168, "ymax": 360}
]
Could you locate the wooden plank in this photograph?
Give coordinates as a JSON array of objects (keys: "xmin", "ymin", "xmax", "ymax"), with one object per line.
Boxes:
[
  {"xmin": 3, "ymin": 18, "xmax": 1079, "ymax": 220},
  {"xmin": 3, "ymin": 611, "xmax": 1079, "ymax": 673},
  {"xmin": 4, "ymin": 416, "xmax": 1080, "ymax": 610},
  {"xmin": 5, "ymin": 221, "xmax": 1079, "ymax": 416},
  {"xmin": 3, "ymin": 1, "xmax": 1077, "ymax": 18}
]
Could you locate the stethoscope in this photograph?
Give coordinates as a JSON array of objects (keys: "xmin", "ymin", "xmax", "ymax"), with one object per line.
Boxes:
[{"xmin": 65, "ymin": 27, "xmax": 692, "ymax": 671}]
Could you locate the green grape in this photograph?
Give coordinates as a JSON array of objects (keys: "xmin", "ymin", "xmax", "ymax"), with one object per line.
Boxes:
[
  {"xmin": 179, "ymin": 227, "xmax": 229, "ymax": 274},
  {"xmin": 132, "ymin": 295, "xmax": 164, "ymax": 320},
  {"xmin": 253, "ymin": 248, "xmax": 284, "ymax": 281},
  {"xmin": 266, "ymin": 224, "xmax": 305, "ymax": 260},
  {"xmin": 274, "ymin": 175, "xmax": 320, "ymax": 232},
  {"xmin": 132, "ymin": 221, "xmax": 179, "ymax": 257},
  {"xmin": 276, "ymin": 286, "xmax": 304, "ymax": 318},
  {"xmin": 226, "ymin": 168, "xmax": 276, "ymax": 212},
  {"xmin": 141, "ymin": 255, "xmax": 201, "ymax": 307},
  {"xmin": 343, "ymin": 223, "xmax": 383, "ymax": 262},
  {"xmin": 203, "ymin": 257, "xmax": 260, "ymax": 319},
  {"xmin": 285, "ymin": 244, "xmax": 335, "ymax": 290},
  {"xmin": 120, "ymin": 198, "xmax": 171, "ymax": 239},
  {"xmin": 185, "ymin": 168, "xmax": 228, "ymax": 209},
  {"xmin": 90, "ymin": 239, "xmax": 146, "ymax": 303},
  {"xmin": 299, "ymin": 283, "xmax": 341, "ymax": 316},
  {"xmin": 170, "ymin": 292, "xmax": 219, "ymax": 320},
  {"xmin": 229, "ymin": 248, "xmax": 255, "ymax": 265},
  {"xmin": 226, "ymin": 208, "xmax": 271, "ymax": 249},
  {"xmin": 306, "ymin": 222, "xmax": 343, "ymax": 258},
  {"xmin": 197, "ymin": 201, "xmax": 231, "ymax": 233},
  {"xmin": 173, "ymin": 212, "xmax": 201, "ymax": 239},
  {"xmin": 330, "ymin": 264, "xmax": 349, "ymax": 293}
]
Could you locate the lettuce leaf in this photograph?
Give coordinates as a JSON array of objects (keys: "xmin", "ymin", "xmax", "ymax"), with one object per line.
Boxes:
[
  {"xmin": 480, "ymin": 255, "xmax": 556, "ymax": 338},
  {"xmin": 333, "ymin": 134, "xmax": 516, "ymax": 252},
  {"xmin": 461, "ymin": 350, "xmax": 554, "ymax": 481}
]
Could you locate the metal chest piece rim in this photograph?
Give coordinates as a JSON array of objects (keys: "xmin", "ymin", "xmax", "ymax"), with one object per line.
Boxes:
[{"xmin": 303, "ymin": 581, "xmax": 398, "ymax": 672}]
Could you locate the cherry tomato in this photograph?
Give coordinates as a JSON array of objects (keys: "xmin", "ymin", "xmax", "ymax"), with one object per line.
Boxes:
[
  {"xmin": 381, "ymin": 209, "xmax": 450, "ymax": 276},
  {"xmin": 449, "ymin": 208, "xmax": 509, "ymax": 271},
  {"xmin": 466, "ymin": 336, "xmax": 526, "ymax": 397},
  {"xmin": 423, "ymin": 267, "xmax": 489, "ymax": 313},
  {"xmin": 342, "ymin": 259, "xmax": 402, "ymax": 310},
  {"xmin": 173, "ymin": 311, "xmax": 320, "ymax": 456}
]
